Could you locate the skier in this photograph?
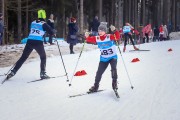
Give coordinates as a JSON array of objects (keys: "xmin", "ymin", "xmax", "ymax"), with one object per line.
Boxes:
[
  {"xmin": 123, "ymin": 22, "xmax": 139, "ymax": 52},
  {"xmin": 6, "ymin": 15, "xmax": 55, "ymax": 80},
  {"xmin": 85, "ymin": 22, "xmax": 120, "ymax": 92}
]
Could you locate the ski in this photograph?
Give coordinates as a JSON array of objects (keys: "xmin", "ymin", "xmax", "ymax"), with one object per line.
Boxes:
[
  {"xmin": 27, "ymin": 75, "xmax": 65, "ymax": 83},
  {"xmin": 69, "ymin": 90, "xmax": 105, "ymax": 98},
  {"xmin": 1, "ymin": 77, "xmax": 8, "ymax": 84},
  {"xmin": 129, "ymin": 49, "xmax": 150, "ymax": 52},
  {"xmin": 113, "ymin": 89, "xmax": 120, "ymax": 98}
]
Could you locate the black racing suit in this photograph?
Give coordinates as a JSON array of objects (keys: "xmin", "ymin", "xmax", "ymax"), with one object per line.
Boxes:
[{"xmin": 12, "ymin": 20, "xmax": 54, "ymax": 74}]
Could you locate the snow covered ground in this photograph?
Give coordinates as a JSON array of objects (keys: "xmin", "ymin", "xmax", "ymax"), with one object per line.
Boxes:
[{"xmin": 0, "ymin": 40, "xmax": 180, "ymax": 120}]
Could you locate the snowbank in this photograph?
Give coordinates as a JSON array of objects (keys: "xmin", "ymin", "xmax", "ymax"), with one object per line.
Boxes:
[{"xmin": 169, "ymin": 32, "xmax": 180, "ymax": 40}]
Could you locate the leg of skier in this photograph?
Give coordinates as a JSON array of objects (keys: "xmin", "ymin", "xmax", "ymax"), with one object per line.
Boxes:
[
  {"xmin": 89, "ymin": 61, "xmax": 109, "ymax": 92},
  {"xmin": 110, "ymin": 59, "xmax": 118, "ymax": 90},
  {"xmin": 6, "ymin": 41, "xmax": 34, "ymax": 80}
]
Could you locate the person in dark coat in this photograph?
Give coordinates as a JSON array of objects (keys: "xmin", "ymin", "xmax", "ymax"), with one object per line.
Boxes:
[
  {"xmin": 67, "ymin": 17, "xmax": 79, "ymax": 54},
  {"xmin": 89, "ymin": 16, "xmax": 100, "ymax": 36},
  {"xmin": 153, "ymin": 25, "xmax": 160, "ymax": 42},
  {"xmin": 47, "ymin": 14, "xmax": 55, "ymax": 45}
]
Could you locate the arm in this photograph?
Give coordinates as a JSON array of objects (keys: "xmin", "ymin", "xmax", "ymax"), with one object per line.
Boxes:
[
  {"xmin": 86, "ymin": 36, "xmax": 96, "ymax": 44},
  {"xmin": 43, "ymin": 23, "xmax": 54, "ymax": 35},
  {"xmin": 110, "ymin": 30, "xmax": 120, "ymax": 41}
]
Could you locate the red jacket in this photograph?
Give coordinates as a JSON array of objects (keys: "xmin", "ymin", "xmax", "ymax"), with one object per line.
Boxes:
[{"xmin": 86, "ymin": 30, "xmax": 120, "ymax": 44}]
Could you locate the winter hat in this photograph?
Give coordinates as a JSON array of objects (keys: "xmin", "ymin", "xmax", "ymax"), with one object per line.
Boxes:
[
  {"xmin": 70, "ymin": 17, "xmax": 76, "ymax": 23},
  {"xmin": 98, "ymin": 22, "xmax": 108, "ymax": 32}
]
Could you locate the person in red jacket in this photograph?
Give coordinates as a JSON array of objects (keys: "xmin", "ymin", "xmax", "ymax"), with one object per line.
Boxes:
[
  {"xmin": 85, "ymin": 22, "xmax": 120, "ymax": 92},
  {"xmin": 159, "ymin": 24, "xmax": 164, "ymax": 41}
]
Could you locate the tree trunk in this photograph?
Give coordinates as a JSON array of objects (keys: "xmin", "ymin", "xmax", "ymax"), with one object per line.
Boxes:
[
  {"xmin": 118, "ymin": 0, "xmax": 123, "ymax": 28},
  {"xmin": 172, "ymin": 0, "xmax": 176, "ymax": 31},
  {"xmin": 134, "ymin": 0, "xmax": 138, "ymax": 28},
  {"xmin": 2, "ymin": 0, "xmax": 5, "ymax": 44},
  {"xmin": 98, "ymin": 0, "xmax": 103, "ymax": 21},
  {"xmin": 80, "ymin": 0, "xmax": 84, "ymax": 34},
  {"xmin": 142, "ymin": 0, "xmax": 146, "ymax": 26},
  {"xmin": 25, "ymin": 0, "xmax": 29, "ymax": 37},
  {"xmin": 17, "ymin": 0, "xmax": 22, "ymax": 43}
]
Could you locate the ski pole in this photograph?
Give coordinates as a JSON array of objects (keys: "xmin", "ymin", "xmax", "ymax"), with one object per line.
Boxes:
[
  {"xmin": 115, "ymin": 40, "xmax": 134, "ymax": 89},
  {"xmin": 69, "ymin": 40, "xmax": 86, "ymax": 86},
  {"xmin": 5, "ymin": 63, "xmax": 16, "ymax": 76},
  {"xmin": 56, "ymin": 39, "xmax": 69, "ymax": 82}
]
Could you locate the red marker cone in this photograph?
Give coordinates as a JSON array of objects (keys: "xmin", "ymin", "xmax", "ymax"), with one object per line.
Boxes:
[
  {"xmin": 168, "ymin": 48, "xmax": 172, "ymax": 52},
  {"xmin": 74, "ymin": 70, "xmax": 87, "ymax": 76},
  {"xmin": 131, "ymin": 58, "xmax": 140, "ymax": 62}
]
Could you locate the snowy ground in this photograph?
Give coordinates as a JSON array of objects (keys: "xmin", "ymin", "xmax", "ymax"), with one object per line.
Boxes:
[
  {"xmin": 0, "ymin": 41, "xmax": 98, "ymax": 67},
  {"xmin": 0, "ymin": 40, "xmax": 180, "ymax": 120}
]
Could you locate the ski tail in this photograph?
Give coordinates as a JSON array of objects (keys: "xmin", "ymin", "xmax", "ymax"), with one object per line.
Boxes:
[
  {"xmin": 27, "ymin": 75, "xmax": 65, "ymax": 83},
  {"xmin": 69, "ymin": 89, "xmax": 105, "ymax": 98}
]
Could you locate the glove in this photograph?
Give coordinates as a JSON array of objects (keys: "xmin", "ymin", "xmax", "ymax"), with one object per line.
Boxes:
[
  {"xmin": 85, "ymin": 32, "xmax": 90, "ymax": 38},
  {"xmin": 110, "ymin": 25, "xmax": 116, "ymax": 31}
]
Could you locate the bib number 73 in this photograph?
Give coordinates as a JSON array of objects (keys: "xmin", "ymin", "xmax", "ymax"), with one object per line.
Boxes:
[{"xmin": 101, "ymin": 48, "xmax": 113, "ymax": 55}]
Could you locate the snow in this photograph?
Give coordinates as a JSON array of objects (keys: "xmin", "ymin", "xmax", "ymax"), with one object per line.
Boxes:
[
  {"xmin": 0, "ymin": 40, "xmax": 180, "ymax": 120},
  {"xmin": 169, "ymin": 32, "xmax": 180, "ymax": 40}
]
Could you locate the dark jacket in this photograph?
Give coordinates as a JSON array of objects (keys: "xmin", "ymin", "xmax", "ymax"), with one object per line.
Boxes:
[
  {"xmin": 154, "ymin": 26, "xmax": 160, "ymax": 36},
  {"xmin": 47, "ymin": 19, "xmax": 55, "ymax": 29},
  {"xmin": 67, "ymin": 23, "xmax": 78, "ymax": 45},
  {"xmin": 90, "ymin": 18, "xmax": 100, "ymax": 32},
  {"xmin": 0, "ymin": 20, "xmax": 3, "ymax": 33}
]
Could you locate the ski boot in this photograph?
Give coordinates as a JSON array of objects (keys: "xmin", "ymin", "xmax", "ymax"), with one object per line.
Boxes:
[
  {"xmin": 40, "ymin": 71, "xmax": 50, "ymax": 79},
  {"xmin": 123, "ymin": 47, "xmax": 126, "ymax": 52},
  {"xmin": 133, "ymin": 46, "xmax": 139, "ymax": 50},
  {"xmin": 70, "ymin": 51, "xmax": 75, "ymax": 54},
  {"xmin": 89, "ymin": 84, "xmax": 99, "ymax": 93},
  {"xmin": 112, "ymin": 80, "xmax": 118, "ymax": 90},
  {"xmin": 6, "ymin": 70, "xmax": 16, "ymax": 80}
]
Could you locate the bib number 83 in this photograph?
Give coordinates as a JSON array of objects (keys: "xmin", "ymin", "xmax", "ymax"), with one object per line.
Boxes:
[{"xmin": 101, "ymin": 48, "xmax": 113, "ymax": 55}]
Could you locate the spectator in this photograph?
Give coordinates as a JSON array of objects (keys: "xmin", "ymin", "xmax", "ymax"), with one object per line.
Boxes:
[
  {"xmin": 163, "ymin": 25, "xmax": 169, "ymax": 40},
  {"xmin": 89, "ymin": 16, "xmax": 100, "ymax": 36},
  {"xmin": 67, "ymin": 17, "xmax": 79, "ymax": 54},
  {"xmin": 142, "ymin": 24, "xmax": 152, "ymax": 43},
  {"xmin": 159, "ymin": 24, "xmax": 164, "ymax": 41},
  {"xmin": 0, "ymin": 13, "xmax": 3, "ymax": 45},
  {"xmin": 153, "ymin": 25, "xmax": 160, "ymax": 42},
  {"xmin": 47, "ymin": 14, "xmax": 55, "ymax": 45}
]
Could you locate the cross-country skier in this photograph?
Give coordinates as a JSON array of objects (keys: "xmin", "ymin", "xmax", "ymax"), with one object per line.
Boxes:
[
  {"xmin": 123, "ymin": 22, "xmax": 139, "ymax": 52},
  {"xmin": 6, "ymin": 14, "xmax": 55, "ymax": 80},
  {"xmin": 85, "ymin": 22, "xmax": 120, "ymax": 92}
]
